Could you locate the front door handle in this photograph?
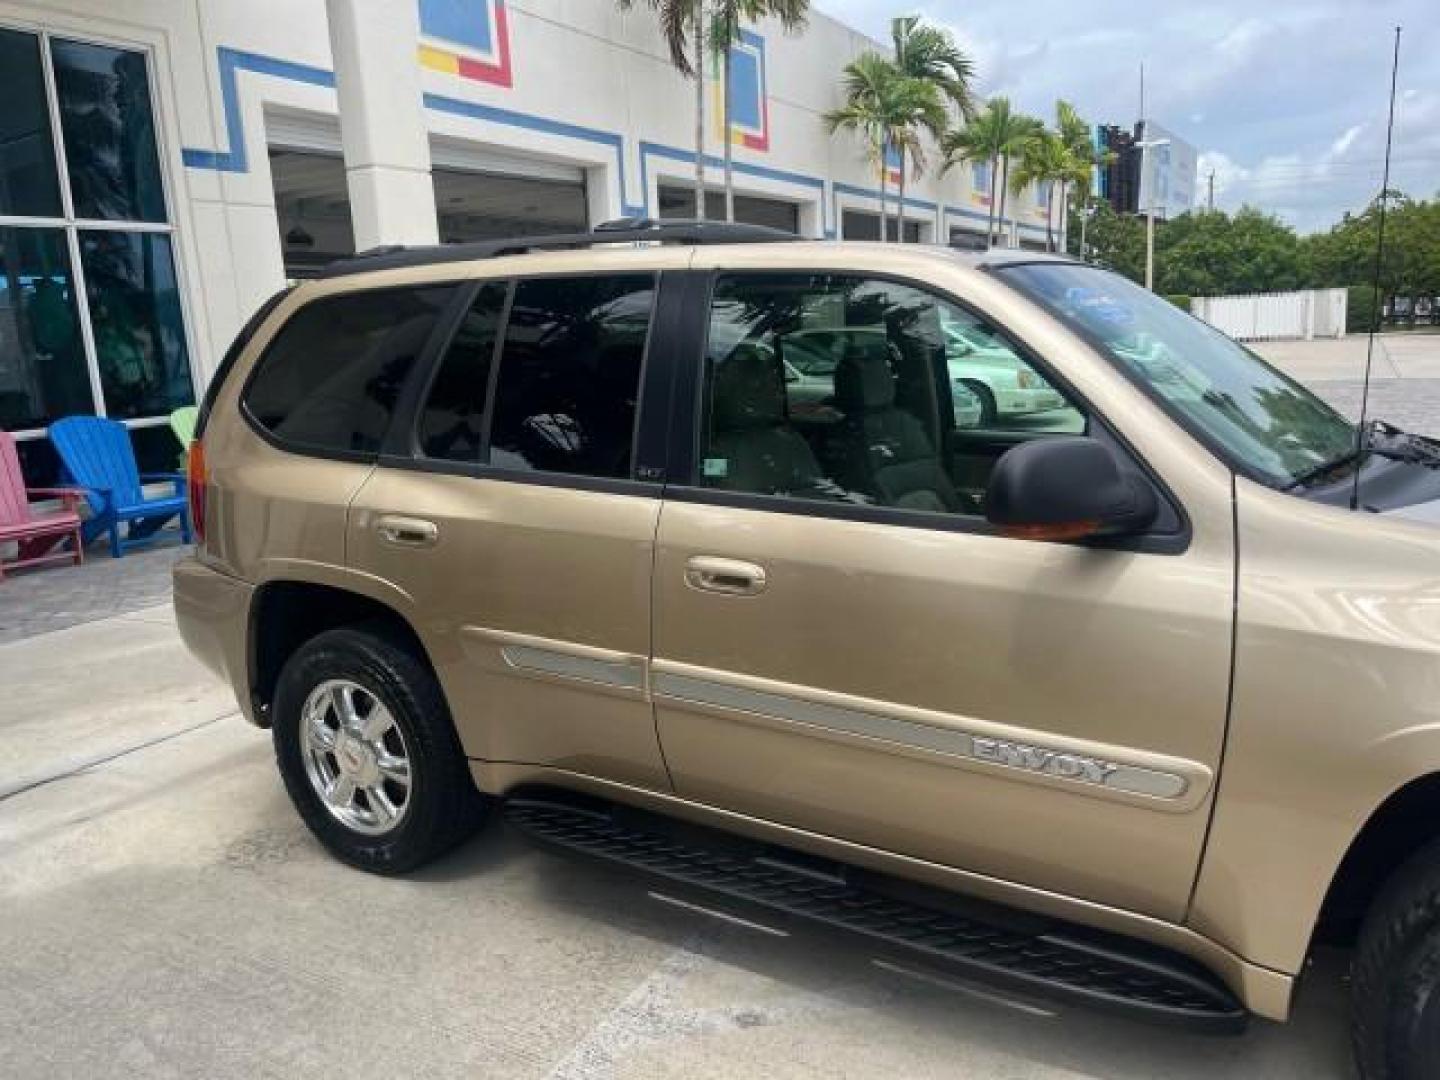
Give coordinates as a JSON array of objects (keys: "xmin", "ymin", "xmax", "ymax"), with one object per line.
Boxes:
[
  {"xmin": 685, "ymin": 556, "xmax": 767, "ymax": 596},
  {"xmin": 375, "ymin": 515, "xmax": 439, "ymax": 548}
]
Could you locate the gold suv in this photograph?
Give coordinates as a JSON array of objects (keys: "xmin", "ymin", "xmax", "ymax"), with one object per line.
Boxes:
[{"xmin": 175, "ymin": 220, "xmax": 1440, "ymax": 1077}]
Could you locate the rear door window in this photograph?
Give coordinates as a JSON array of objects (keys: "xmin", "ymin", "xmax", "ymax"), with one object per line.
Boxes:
[
  {"xmin": 487, "ymin": 274, "xmax": 654, "ymax": 479},
  {"xmin": 243, "ymin": 286, "xmax": 454, "ymax": 456},
  {"xmin": 415, "ymin": 280, "xmax": 509, "ymax": 462}
]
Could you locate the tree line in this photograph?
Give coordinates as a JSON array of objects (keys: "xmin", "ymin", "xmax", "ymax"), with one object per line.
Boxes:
[{"xmin": 1072, "ymin": 192, "xmax": 1440, "ymax": 320}]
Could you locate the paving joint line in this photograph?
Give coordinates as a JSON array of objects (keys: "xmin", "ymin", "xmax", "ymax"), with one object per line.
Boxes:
[{"xmin": 0, "ymin": 711, "xmax": 238, "ymax": 804}]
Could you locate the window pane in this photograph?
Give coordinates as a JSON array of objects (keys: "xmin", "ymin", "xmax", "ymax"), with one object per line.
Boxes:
[
  {"xmin": 489, "ymin": 275, "xmax": 653, "ymax": 478},
  {"xmin": 416, "ymin": 281, "xmax": 507, "ymax": 461},
  {"xmin": 939, "ymin": 307, "xmax": 1084, "ymax": 436},
  {"xmin": 80, "ymin": 230, "xmax": 193, "ymax": 420},
  {"xmin": 244, "ymin": 287, "xmax": 453, "ymax": 456},
  {"xmin": 0, "ymin": 30, "xmax": 63, "ymax": 217},
  {"xmin": 0, "ymin": 226, "xmax": 92, "ymax": 431},
  {"xmin": 52, "ymin": 38, "xmax": 166, "ymax": 222},
  {"xmin": 700, "ymin": 274, "xmax": 1084, "ymax": 515}
]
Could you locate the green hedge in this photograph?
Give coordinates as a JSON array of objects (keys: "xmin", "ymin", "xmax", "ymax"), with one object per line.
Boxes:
[
  {"xmin": 1348, "ymin": 284, "xmax": 1379, "ymax": 334},
  {"xmin": 1163, "ymin": 294, "xmax": 1192, "ymax": 312}
]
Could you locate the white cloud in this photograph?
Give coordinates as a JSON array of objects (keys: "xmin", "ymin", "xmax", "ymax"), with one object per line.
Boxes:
[{"xmin": 813, "ymin": 0, "xmax": 1439, "ymax": 230}]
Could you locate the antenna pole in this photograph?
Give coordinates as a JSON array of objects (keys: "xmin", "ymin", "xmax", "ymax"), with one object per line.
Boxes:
[{"xmin": 1351, "ymin": 25, "xmax": 1402, "ymax": 511}]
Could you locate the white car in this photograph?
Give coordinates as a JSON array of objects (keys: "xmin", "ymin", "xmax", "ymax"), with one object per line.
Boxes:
[{"xmin": 944, "ymin": 321, "xmax": 1070, "ymax": 424}]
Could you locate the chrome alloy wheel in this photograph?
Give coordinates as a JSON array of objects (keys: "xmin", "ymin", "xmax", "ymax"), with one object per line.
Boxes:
[{"xmin": 301, "ymin": 679, "xmax": 412, "ymax": 836}]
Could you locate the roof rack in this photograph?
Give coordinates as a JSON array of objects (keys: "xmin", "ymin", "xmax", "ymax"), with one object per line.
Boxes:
[{"xmin": 316, "ymin": 217, "xmax": 798, "ymax": 279}]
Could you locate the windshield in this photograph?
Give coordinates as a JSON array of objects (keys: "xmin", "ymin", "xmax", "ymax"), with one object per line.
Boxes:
[{"xmin": 996, "ymin": 263, "xmax": 1356, "ymax": 488}]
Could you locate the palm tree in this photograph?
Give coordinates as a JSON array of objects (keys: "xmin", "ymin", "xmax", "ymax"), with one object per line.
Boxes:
[
  {"xmin": 1008, "ymin": 130, "xmax": 1073, "ymax": 251},
  {"xmin": 619, "ymin": 0, "xmax": 708, "ymax": 218},
  {"xmin": 710, "ymin": 1, "xmax": 809, "ymax": 223},
  {"xmin": 1054, "ymin": 100, "xmax": 1097, "ymax": 252},
  {"xmin": 891, "ymin": 15, "xmax": 977, "ymax": 122},
  {"xmin": 824, "ymin": 54, "xmax": 946, "ymax": 242},
  {"xmin": 943, "ymin": 97, "xmax": 1041, "ymax": 247}
]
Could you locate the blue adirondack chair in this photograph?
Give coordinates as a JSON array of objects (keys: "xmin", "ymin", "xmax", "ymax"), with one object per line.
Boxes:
[{"xmin": 48, "ymin": 416, "xmax": 191, "ymax": 557}]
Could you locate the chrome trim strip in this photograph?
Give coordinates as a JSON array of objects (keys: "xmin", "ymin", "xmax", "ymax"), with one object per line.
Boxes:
[
  {"xmin": 500, "ymin": 644, "xmax": 646, "ymax": 691},
  {"xmin": 651, "ymin": 671, "xmax": 1188, "ymax": 801},
  {"xmin": 462, "ymin": 627, "xmax": 649, "ymax": 694}
]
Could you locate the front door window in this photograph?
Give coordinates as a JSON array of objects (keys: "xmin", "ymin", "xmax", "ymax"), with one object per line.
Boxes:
[{"xmin": 698, "ymin": 272, "xmax": 1085, "ymax": 513}]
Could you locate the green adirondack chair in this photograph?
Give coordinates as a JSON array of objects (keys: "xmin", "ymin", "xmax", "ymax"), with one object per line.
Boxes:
[{"xmin": 169, "ymin": 406, "xmax": 198, "ymax": 470}]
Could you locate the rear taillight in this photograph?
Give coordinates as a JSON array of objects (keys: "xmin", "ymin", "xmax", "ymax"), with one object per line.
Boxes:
[{"xmin": 187, "ymin": 439, "xmax": 207, "ymax": 544}]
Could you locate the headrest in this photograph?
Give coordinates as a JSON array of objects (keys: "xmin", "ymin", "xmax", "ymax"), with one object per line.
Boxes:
[
  {"xmin": 834, "ymin": 338, "xmax": 896, "ymax": 413},
  {"xmin": 712, "ymin": 343, "xmax": 786, "ymax": 431}
]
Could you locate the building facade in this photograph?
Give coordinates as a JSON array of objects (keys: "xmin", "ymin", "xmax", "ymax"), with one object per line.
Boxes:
[
  {"xmin": 1096, "ymin": 119, "xmax": 1197, "ymax": 219},
  {"xmin": 0, "ymin": 0, "xmax": 1058, "ymax": 482}
]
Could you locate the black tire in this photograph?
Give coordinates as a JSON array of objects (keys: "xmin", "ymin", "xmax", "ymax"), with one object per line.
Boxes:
[
  {"xmin": 1352, "ymin": 838, "xmax": 1440, "ymax": 1080},
  {"xmin": 962, "ymin": 380, "xmax": 998, "ymax": 427},
  {"xmin": 272, "ymin": 623, "xmax": 488, "ymax": 874}
]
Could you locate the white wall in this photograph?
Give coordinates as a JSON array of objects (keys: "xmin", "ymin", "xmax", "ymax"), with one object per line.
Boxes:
[
  {"xmin": 1192, "ymin": 289, "xmax": 1349, "ymax": 342},
  {"xmin": 1, "ymin": 0, "xmax": 1058, "ymax": 380}
]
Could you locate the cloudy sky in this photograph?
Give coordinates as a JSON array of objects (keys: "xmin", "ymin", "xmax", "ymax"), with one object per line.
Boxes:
[{"xmin": 814, "ymin": 1, "xmax": 1438, "ymax": 232}]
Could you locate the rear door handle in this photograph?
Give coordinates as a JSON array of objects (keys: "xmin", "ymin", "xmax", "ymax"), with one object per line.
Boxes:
[
  {"xmin": 375, "ymin": 515, "xmax": 439, "ymax": 548},
  {"xmin": 685, "ymin": 556, "xmax": 767, "ymax": 596}
]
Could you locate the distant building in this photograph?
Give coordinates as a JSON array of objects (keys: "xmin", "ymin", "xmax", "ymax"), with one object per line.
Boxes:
[
  {"xmin": 1096, "ymin": 125, "xmax": 1141, "ymax": 214},
  {"xmin": 1096, "ymin": 121, "xmax": 1198, "ymax": 219}
]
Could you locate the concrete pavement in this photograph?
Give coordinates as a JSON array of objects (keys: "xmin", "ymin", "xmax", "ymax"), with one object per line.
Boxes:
[
  {"xmin": 1253, "ymin": 333, "xmax": 1440, "ymax": 434},
  {"xmin": 0, "ymin": 606, "xmax": 1355, "ymax": 1078}
]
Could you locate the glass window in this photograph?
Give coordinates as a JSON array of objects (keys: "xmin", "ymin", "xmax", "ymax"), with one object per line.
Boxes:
[
  {"xmin": 51, "ymin": 38, "xmax": 166, "ymax": 223},
  {"xmin": 416, "ymin": 280, "xmax": 508, "ymax": 461},
  {"xmin": 939, "ymin": 305, "xmax": 1084, "ymax": 435},
  {"xmin": 0, "ymin": 29, "xmax": 63, "ymax": 217},
  {"xmin": 0, "ymin": 227, "xmax": 90, "ymax": 431},
  {"xmin": 699, "ymin": 273, "xmax": 1085, "ymax": 515},
  {"xmin": 244, "ymin": 287, "xmax": 454, "ymax": 456},
  {"xmin": 997, "ymin": 262, "xmax": 1355, "ymax": 488},
  {"xmin": 972, "ymin": 161, "xmax": 992, "ymax": 194},
  {"xmin": 80, "ymin": 230, "xmax": 193, "ymax": 420},
  {"xmin": 488, "ymin": 275, "xmax": 653, "ymax": 479}
]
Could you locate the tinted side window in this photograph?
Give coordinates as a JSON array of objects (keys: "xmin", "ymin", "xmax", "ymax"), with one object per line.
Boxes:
[
  {"xmin": 489, "ymin": 275, "xmax": 654, "ymax": 479},
  {"xmin": 416, "ymin": 281, "xmax": 508, "ymax": 462},
  {"xmin": 699, "ymin": 273, "xmax": 1084, "ymax": 516},
  {"xmin": 244, "ymin": 287, "xmax": 453, "ymax": 455}
]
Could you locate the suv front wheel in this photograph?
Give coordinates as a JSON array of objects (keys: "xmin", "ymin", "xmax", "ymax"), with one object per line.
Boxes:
[
  {"xmin": 1353, "ymin": 839, "xmax": 1440, "ymax": 1079},
  {"xmin": 272, "ymin": 624, "xmax": 488, "ymax": 873}
]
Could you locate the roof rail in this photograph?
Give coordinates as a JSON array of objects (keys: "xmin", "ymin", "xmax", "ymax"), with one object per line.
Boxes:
[{"xmin": 316, "ymin": 217, "xmax": 798, "ymax": 279}]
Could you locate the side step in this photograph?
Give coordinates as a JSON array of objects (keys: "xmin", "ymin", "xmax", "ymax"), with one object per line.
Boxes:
[{"xmin": 503, "ymin": 793, "xmax": 1247, "ymax": 1033}]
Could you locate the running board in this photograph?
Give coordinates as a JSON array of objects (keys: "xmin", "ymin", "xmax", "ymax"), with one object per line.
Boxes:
[{"xmin": 503, "ymin": 793, "xmax": 1247, "ymax": 1033}]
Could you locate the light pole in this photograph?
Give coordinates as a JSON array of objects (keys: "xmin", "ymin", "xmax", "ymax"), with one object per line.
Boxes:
[{"xmin": 1136, "ymin": 135, "xmax": 1170, "ymax": 291}]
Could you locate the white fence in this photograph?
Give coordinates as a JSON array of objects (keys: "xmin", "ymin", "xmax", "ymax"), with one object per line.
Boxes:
[{"xmin": 1191, "ymin": 288, "xmax": 1348, "ymax": 341}]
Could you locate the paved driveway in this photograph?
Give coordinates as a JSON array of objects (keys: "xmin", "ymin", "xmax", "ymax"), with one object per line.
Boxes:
[{"xmin": 0, "ymin": 607, "xmax": 1354, "ymax": 1079}]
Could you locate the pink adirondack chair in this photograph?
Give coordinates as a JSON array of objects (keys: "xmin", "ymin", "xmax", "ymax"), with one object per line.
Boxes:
[{"xmin": 0, "ymin": 431, "xmax": 84, "ymax": 579}]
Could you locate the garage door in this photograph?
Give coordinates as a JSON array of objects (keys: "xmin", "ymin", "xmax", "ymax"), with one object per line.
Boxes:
[
  {"xmin": 842, "ymin": 209, "xmax": 920, "ymax": 243},
  {"xmin": 435, "ymin": 168, "xmax": 587, "ymax": 243},
  {"xmin": 270, "ymin": 148, "xmax": 589, "ymax": 278},
  {"xmin": 658, "ymin": 185, "xmax": 799, "ymax": 233}
]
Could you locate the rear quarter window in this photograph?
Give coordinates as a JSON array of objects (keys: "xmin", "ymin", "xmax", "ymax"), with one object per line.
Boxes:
[{"xmin": 243, "ymin": 286, "xmax": 454, "ymax": 456}]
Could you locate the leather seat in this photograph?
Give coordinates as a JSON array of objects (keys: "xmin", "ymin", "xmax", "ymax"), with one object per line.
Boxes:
[
  {"xmin": 707, "ymin": 344, "xmax": 825, "ymax": 496},
  {"xmin": 832, "ymin": 339, "xmax": 959, "ymax": 513}
]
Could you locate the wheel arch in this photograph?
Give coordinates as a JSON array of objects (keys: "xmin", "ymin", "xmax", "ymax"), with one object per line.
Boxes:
[
  {"xmin": 1315, "ymin": 771, "xmax": 1440, "ymax": 947},
  {"xmin": 247, "ymin": 573, "xmax": 431, "ymax": 728}
]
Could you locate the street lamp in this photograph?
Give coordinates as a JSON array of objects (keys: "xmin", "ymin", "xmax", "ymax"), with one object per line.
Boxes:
[{"xmin": 1136, "ymin": 135, "xmax": 1170, "ymax": 291}]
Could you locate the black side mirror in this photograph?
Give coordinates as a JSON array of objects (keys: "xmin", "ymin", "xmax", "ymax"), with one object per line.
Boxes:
[{"xmin": 986, "ymin": 436, "xmax": 1158, "ymax": 542}]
